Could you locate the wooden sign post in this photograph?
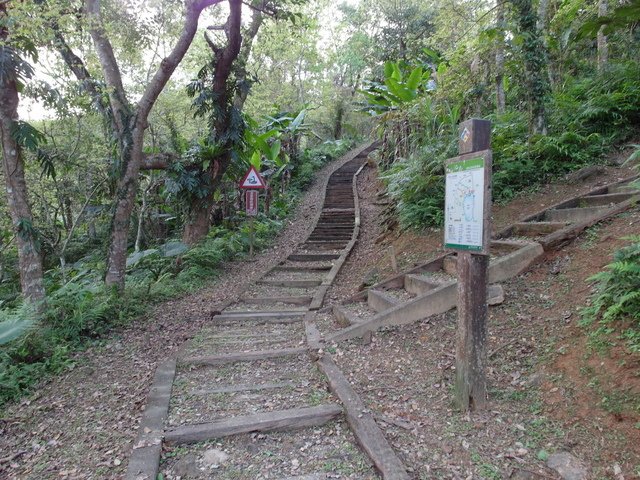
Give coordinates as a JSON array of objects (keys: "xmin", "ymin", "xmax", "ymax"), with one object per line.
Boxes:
[
  {"xmin": 240, "ymin": 166, "xmax": 266, "ymax": 258},
  {"xmin": 444, "ymin": 119, "xmax": 492, "ymax": 411}
]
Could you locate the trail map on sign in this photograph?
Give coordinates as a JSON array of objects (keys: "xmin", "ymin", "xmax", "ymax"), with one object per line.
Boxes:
[{"xmin": 444, "ymin": 157, "xmax": 485, "ymax": 251}]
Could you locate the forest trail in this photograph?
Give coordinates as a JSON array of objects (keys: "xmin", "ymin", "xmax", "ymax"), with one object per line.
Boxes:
[
  {"xmin": 129, "ymin": 143, "xmax": 385, "ymax": 479},
  {"xmin": 1, "ymin": 143, "xmax": 639, "ymax": 480},
  {"xmin": 132, "ymin": 143, "xmax": 640, "ymax": 480}
]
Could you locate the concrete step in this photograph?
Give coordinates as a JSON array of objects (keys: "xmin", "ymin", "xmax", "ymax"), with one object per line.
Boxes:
[
  {"xmin": 544, "ymin": 205, "xmax": 608, "ymax": 223},
  {"xmin": 367, "ymin": 289, "xmax": 401, "ymax": 313},
  {"xmin": 328, "ymin": 242, "xmax": 544, "ymax": 343},
  {"xmin": 576, "ymin": 192, "xmax": 635, "ymax": 207},
  {"xmin": 512, "ymin": 221, "xmax": 568, "ymax": 237},
  {"xmin": 404, "ymin": 274, "xmax": 441, "ymax": 295},
  {"xmin": 609, "ymin": 184, "xmax": 640, "ymax": 194}
]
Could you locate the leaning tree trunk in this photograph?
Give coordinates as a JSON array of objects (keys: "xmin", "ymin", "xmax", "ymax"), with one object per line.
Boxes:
[
  {"xmin": 0, "ymin": 77, "xmax": 46, "ymax": 303},
  {"xmin": 182, "ymin": 153, "xmax": 231, "ymax": 244}
]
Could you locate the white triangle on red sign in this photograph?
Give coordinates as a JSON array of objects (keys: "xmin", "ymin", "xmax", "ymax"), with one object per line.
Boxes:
[{"xmin": 240, "ymin": 166, "xmax": 266, "ymax": 189}]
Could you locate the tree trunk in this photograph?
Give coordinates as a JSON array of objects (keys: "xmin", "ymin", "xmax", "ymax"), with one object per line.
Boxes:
[
  {"xmin": 509, "ymin": 0, "xmax": 550, "ymax": 135},
  {"xmin": 0, "ymin": 73, "xmax": 46, "ymax": 304},
  {"xmin": 182, "ymin": 154, "xmax": 231, "ymax": 245},
  {"xmin": 334, "ymin": 98, "xmax": 344, "ymax": 139},
  {"xmin": 597, "ymin": 0, "xmax": 608, "ymax": 71},
  {"xmin": 495, "ymin": 1, "xmax": 506, "ymax": 114},
  {"xmin": 183, "ymin": 196, "xmax": 213, "ymax": 245},
  {"xmin": 104, "ymin": 123, "xmax": 141, "ymax": 288},
  {"xmin": 134, "ymin": 182, "xmax": 149, "ymax": 252},
  {"xmin": 182, "ymin": 0, "xmax": 244, "ymax": 245}
]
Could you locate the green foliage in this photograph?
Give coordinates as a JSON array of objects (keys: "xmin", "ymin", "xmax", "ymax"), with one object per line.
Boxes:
[
  {"xmin": 292, "ymin": 140, "xmax": 354, "ymax": 189},
  {"xmin": 0, "ymin": 304, "xmax": 35, "ymax": 345},
  {"xmin": 579, "ymin": 0, "xmax": 640, "ymax": 38},
  {"xmin": 581, "ymin": 236, "xmax": 640, "ymax": 352},
  {"xmin": 382, "ymin": 142, "xmax": 451, "ymax": 228},
  {"xmin": 359, "ymin": 61, "xmax": 431, "ymax": 114}
]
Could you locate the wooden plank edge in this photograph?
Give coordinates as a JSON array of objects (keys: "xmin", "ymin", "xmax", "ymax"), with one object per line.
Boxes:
[
  {"xmin": 317, "ymin": 355, "xmax": 410, "ymax": 480},
  {"xmin": 304, "ymin": 311, "xmax": 323, "ymax": 350},
  {"xmin": 309, "ymin": 158, "xmax": 368, "ymax": 310},
  {"xmin": 164, "ymin": 404, "xmax": 343, "ymax": 444},
  {"xmin": 180, "ymin": 347, "xmax": 309, "ymax": 366},
  {"xmin": 125, "ymin": 357, "xmax": 177, "ymax": 480}
]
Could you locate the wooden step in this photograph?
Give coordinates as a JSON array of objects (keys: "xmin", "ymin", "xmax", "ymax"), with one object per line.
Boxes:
[
  {"xmin": 192, "ymin": 381, "xmax": 296, "ymax": 395},
  {"xmin": 241, "ymin": 296, "xmax": 312, "ymax": 306},
  {"xmin": 213, "ymin": 311, "xmax": 305, "ymax": 324},
  {"xmin": 368, "ymin": 289, "xmax": 401, "ymax": 313},
  {"xmin": 274, "ymin": 265, "xmax": 332, "ymax": 272},
  {"xmin": 288, "ymin": 254, "xmax": 340, "ymax": 262},
  {"xmin": 164, "ymin": 404, "xmax": 343, "ymax": 444},
  {"xmin": 257, "ymin": 279, "xmax": 323, "ymax": 288},
  {"xmin": 181, "ymin": 347, "xmax": 308, "ymax": 366}
]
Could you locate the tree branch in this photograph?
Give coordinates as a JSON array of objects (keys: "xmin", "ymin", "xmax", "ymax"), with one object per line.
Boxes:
[
  {"xmin": 211, "ymin": 0, "xmax": 243, "ymax": 96},
  {"xmin": 137, "ymin": 0, "xmax": 225, "ymax": 121},
  {"xmin": 140, "ymin": 152, "xmax": 178, "ymax": 170},
  {"xmin": 85, "ymin": 0, "xmax": 131, "ymax": 131},
  {"xmin": 51, "ymin": 29, "xmax": 111, "ymax": 119},
  {"xmin": 233, "ymin": 1, "xmax": 264, "ymax": 109}
]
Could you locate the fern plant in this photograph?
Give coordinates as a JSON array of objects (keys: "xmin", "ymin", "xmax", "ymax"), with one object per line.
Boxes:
[
  {"xmin": 582, "ymin": 236, "xmax": 640, "ymax": 351},
  {"xmin": 0, "ymin": 304, "xmax": 36, "ymax": 345}
]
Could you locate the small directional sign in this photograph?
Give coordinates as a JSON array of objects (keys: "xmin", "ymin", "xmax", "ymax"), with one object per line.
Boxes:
[
  {"xmin": 240, "ymin": 166, "xmax": 266, "ymax": 189},
  {"xmin": 245, "ymin": 190, "xmax": 258, "ymax": 216}
]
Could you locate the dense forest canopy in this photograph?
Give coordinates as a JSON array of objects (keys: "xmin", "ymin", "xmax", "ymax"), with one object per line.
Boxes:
[{"xmin": 1, "ymin": 0, "xmax": 639, "ymax": 404}]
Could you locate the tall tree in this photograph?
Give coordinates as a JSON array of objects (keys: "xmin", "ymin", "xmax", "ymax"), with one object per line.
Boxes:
[
  {"xmin": 181, "ymin": 0, "xmax": 301, "ymax": 244},
  {"xmin": 0, "ymin": 2, "xmax": 46, "ymax": 303},
  {"xmin": 495, "ymin": 0, "xmax": 507, "ymax": 114},
  {"xmin": 182, "ymin": 0, "xmax": 244, "ymax": 244},
  {"xmin": 53, "ymin": 0, "xmax": 224, "ymax": 290},
  {"xmin": 597, "ymin": 0, "xmax": 609, "ymax": 71},
  {"xmin": 509, "ymin": 0, "xmax": 550, "ymax": 134}
]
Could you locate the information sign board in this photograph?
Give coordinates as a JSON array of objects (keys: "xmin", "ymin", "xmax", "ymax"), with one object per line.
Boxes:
[{"xmin": 444, "ymin": 150, "xmax": 492, "ymax": 254}]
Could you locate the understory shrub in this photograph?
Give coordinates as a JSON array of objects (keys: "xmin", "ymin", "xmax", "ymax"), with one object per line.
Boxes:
[
  {"xmin": 581, "ymin": 236, "xmax": 640, "ymax": 352},
  {"xmin": 380, "ymin": 61, "xmax": 640, "ymax": 226}
]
